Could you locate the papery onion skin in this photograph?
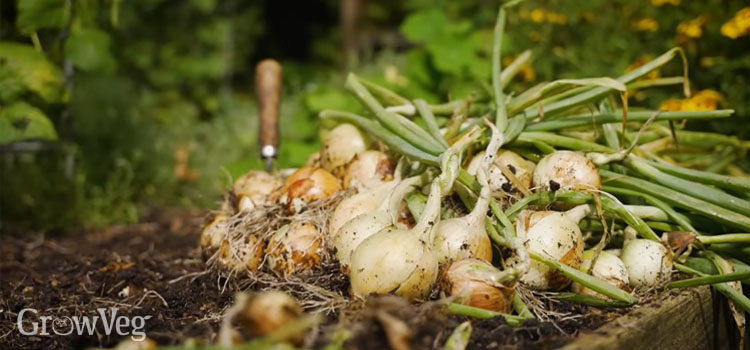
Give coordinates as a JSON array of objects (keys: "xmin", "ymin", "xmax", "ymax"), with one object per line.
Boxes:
[
  {"xmin": 532, "ymin": 151, "xmax": 601, "ymax": 191},
  {"xmin": 328, "ymin": 183, "xmax": 394, "ymax": 240},
  {"xmin": 441, "ymin": 259, "xmax": 514, "ymax": 313},
  {"xmin": 512, "ymin": 210, "xmax": 584, "ymax": 290},
  {"xmin": 349, "ymin": 228, "xmax": 438, "ymax": 299},
  {"xmin": 321, "ymin": 123, "xmax": 368, "ymax": 176},
  {"xmin": 571, "ymin": 250, "xmax": 630, "ymax": 298},
  {"xmin": 276, "ymin": 167, "xmax": 342, "ymax": 213},
  {"xmin": 619, "ymin": 239, "xmax": 673, "ymax": 288},
  {"xmin": 343, "ymin": 150, "xmax": 395, "ymax": 190},
  {"xmin": 467, "ymin": 150, "xmax": 535, "ymax": 193},
  {"xmin": 233, "ymin": 171, "xmax": 282, "ymax": 212},
  {"xmin": 200, "ymin": 213, "xmax": 229, "ymax": 256},
  {"xmin": 266, "ymin": 222, "xmax": 322, "ymax": 276},
  {"xmin": 239, "ymin": 291, "xmax": 302, "ymax": 339},
  {"xmin": 217, "ymin": 235, "xmax": 265, "ymax": 273}
]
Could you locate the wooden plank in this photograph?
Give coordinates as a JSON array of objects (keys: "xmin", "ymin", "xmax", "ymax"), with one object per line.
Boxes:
[{"xmin": 563, "ymin": 286, "xmax": 728, "ymax": 350}]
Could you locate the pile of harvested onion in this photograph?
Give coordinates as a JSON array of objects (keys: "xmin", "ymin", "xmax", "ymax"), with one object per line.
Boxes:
[{"xmin": 200, "ymin": 3, "xmax": 750, "ymax": 331}]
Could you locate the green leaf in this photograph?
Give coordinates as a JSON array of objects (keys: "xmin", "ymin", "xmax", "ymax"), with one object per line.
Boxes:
[
  {"xmin": 16, "ymin": 0, "xmax": 67, "ymax": 34},
  {"xmin": 0, "ymin": 42, "xmax": 64, "ymax": 103},
  {"xmin": 64, "ymin": 29, "xmax": 116, "ymax": 72},
  {"xmin": 400, "ymin": 9, "xmax": 447, "ymax": 42},
  {"xmin": 0, "ymin": 101, "xmax": 58, "ymax": 144}
]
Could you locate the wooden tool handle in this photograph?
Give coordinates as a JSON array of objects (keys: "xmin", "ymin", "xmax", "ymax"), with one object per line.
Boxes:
[{"xmin": 255, "ymin": 59, "xmax": 282, "ymax": 154}]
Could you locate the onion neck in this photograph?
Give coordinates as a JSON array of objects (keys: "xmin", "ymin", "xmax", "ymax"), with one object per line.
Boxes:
[
  {"xmin": 413, "ymin": 180, "xmax": 442, "ymax": 243},
  {"xmin": 564, "ymin": 204, "xmax": 593, "ymax": 224},
  {"xmin": 385, "ymin": 175, "xmax": 423, "ymax": 222}
]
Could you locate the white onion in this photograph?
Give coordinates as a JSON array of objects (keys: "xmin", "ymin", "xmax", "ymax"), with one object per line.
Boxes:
[
  {"xmin": 441, "ymin": 258, "xmax": 517, "ymax": 313},
  {"xmin": 332, "ymin": 176, "xmax": 422, "ymax": 270},
  {"xmin": 342, "ymin": 150, "xmax": 395, "ymax": 190},
  {"xmin": 233, "ymin": 170, "xmax": 282, "ymax": 212},
  {"xmin": 432, "ymin": 180, "xmax": 492, "ymax": 264},
  {"xmin": 619, "ymin": 238, "xmax": 673, "ymax": 288},
  {"xmin": 571, "ymin": 250, "xmax": 630, "ymax": 297},
  {"xmin": 510, "ymin": 205, "xmax": 588, "ymax": 290},
  {"xmin": 349, "ymin": 180, "xmax": 442, "ymax": 300},
  {"xmin": 276, "ymin": 167, "xmax": 342, "ymax": 213},
  {"xmin": 328, "ymin": 181, "xmax": 399, "ymax": 242},
  {"xmin": 321, "ymin": 123, "xmax": 368, "ymax": 176},
  {"xmin": 532, "ymin": 150, "xmax": 601, "ymax": 191},
  {"xmin": 466, "ymin": 150, "xmax": 535, "ymax": 194},
  {"xmin": 266, "ymin": 222, "xmax": 322, "ymax": 276}
]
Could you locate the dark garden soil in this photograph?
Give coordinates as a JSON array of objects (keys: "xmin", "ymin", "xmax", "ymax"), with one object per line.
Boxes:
[{"xmin": 1, "ymin": 210, "xmax": 643, "ymax": 350}]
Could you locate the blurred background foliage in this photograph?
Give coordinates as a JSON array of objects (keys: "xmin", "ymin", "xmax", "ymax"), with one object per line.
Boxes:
[{"xmin": 1, "ymin": 0, "xmax": 748, "ymax": 232}]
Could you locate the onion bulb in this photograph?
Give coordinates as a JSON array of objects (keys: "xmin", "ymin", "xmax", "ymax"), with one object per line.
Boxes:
[
  {"xmin": 511, "ymin": 205, "xmax": 588, "ymax": 290},
  {"xmin": 276, "ymin": 167, "xmax": 342, "ymax": 213},
  {"xmin": 305, "ymin": 151, "xmax": 321, "ymax": 167},
  {"xmin": 216, "ymin": 235, "xmax": 265, "ymax": 273},
  {"xmin": 233, "ymin": 171, "xmax": 282, "ymax": 212},
  {"xmin": 349, "ymin": 179, "xmax": 442, "ymax": 300},
  {"xmin": 321, "ymin": 123, "xmax": 368, "ymax": 176},
  {"xmin": 432, "ymin": 179, "xmax": 492, "ymax": 264},
  {"xmin": 571, "ymin": 250, "xmax": 629, "ymax": 298},
  {"xmin": 239, "ymin": 291, "xmax": 302, "ymax": 338},
  {"xmin": 619, "ymin": 238, "xmax": 673, "ymax": 288},
  {"xmin": 266, "ymin": 222, "xmax": 322, "ymax": 276},
  {"xmin": 532, "ymin": 151, "xmax": 601, "ymax": 191},
  {"xmin": 328, "ymin": 181, "xmax": 399, "ymax": 243},
  {"xmin": 200, "ymin": 213, "xmax": 229, "ymax": 255},
  {"xmin": 332, "ymin": 176, "xmax": 422, "ymax": 270},
  {"xmin": 441, "ymin": 259, "xmax": 517, "ymax": 313},
  {"xmin": 466, "ymin": 150, "xmax": 535, "ymax": 193},
  {"xmin": 342, "ymin": 150, "xmax": 395, "ymax": 190}
]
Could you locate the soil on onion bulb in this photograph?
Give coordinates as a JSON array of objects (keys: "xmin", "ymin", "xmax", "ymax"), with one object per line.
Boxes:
[{"xmin": 2, "ymin": 209, "xmax": 636, "ymax": 350}]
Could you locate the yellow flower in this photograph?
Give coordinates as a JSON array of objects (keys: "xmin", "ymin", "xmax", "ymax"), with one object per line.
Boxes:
[
  {"xmin": 631, "ymin": 18, "xmax": 659, "ymax": 32},
  {"xmin": 721, "ymin": 7, "xmax": 750, "ymax": 39},
  {"xmin": 659, "ymin": 90, "xmax": 725, "ymax": 111},
  {"xmin": 530, "ymin": 9, "xmax": 546, "ymax": 23},
  {"xmin": 677, "ymin": 15, "xmax": 709, "ymax": 39},
  {"xmin": 625, "ymin": 55, "xmax": 660, "ymax": 80},
  {"xmin": 659, "ymin": 99, "xmax": 684, "ymax": 112},
  {"xmin": 651, "ymin": 0, "xmax": 680, "ymax": 6}
]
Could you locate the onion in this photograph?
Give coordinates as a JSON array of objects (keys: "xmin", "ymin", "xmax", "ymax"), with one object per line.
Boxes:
[
  {"xmin": 432, "ymin": 178, "xmax": 492, "ymax": 264},
  {"xmin": 115, "ymin": 338, "xmax": 157, "ymax": 350},
  {"xmin": 233, "ymin": 170, "xmax": 282, "ymax": 212},
  {"xmin": 619, "ymin": 238, "xmax": 673, "ymax": 288},
  {"xmin": 349, "ymin": 179, "xmax": 442, "ymax": 300},
  {"xmin": 266, "ymin": 222, "xmax": 322, "ymax": 276},
  {"xmin": 441, "ymin": 259, "xmax": 517, "ymax": 313},
  {"xmin": 332, "ymin": 176, "xmax": 423, "ymax": 269},
  {"xmin": 532, "ymin": 150, "xmax": 601, "ymax": 191},
  {"xmin": 216, "ymin": 235, "xmax": 265, "ymax": 273},
  {"xmin": 571, "ymin": 250, "xmax": 630, "ymax": 298},
  {"xmin": 321, "ymin": 123, "xmax": 368, "ymax": 176},
  {"xmin": 239, "ymin": 291, "xmax": 302, "ymax": 338},
  {"xmin": 328, "ymin": 181, "xmax": 399, "ymax": 243},
  {"xmin": 200, "ymin": 213, "xmax": 229, "ymax": 255},
  {"xmin": 276, "ymin": 166, "xmax": 342, "ymax": 213},
  {"xmin": 511, "ymin": 205, "xmax": 588, "ymax": 290},
  {"xmin": 305, "ymin": 151, "xmax": 322, "ymax": 167},
  {"xmin": 466, "ymin": 150, "xmax": 535, "ymax": 193},
  {"xmin": 342, "ymin": 150, "xmax": 395, "ymax": 190}
]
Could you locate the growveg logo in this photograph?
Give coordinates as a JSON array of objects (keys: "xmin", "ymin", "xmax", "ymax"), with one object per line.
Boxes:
[{"xmin": 15, "ymin": 307, "xmax": 151, "ymax": 341}]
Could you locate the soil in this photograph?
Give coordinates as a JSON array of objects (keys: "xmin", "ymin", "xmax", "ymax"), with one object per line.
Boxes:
[{"xmin": 1, "ymin": 210, "xmax": 630, "ymax": 350}]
